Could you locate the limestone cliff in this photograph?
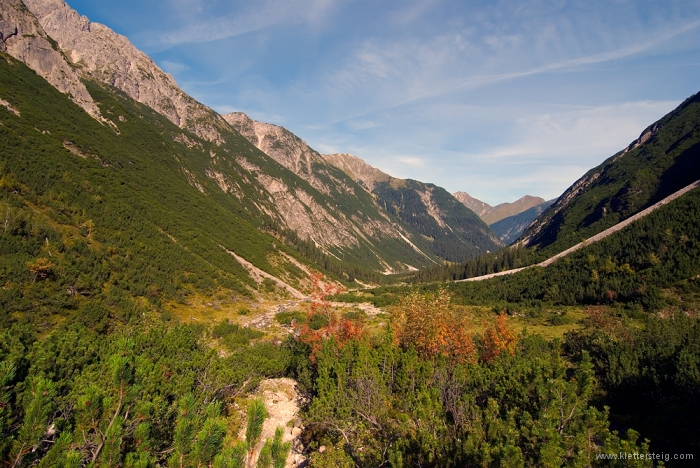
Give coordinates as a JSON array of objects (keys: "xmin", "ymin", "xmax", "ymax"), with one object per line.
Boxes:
[
  {"xmin": 322, "ymin": 153, "xmax": 391, "ymax": 192},
  {"xmin": 0, "ymin": 0, "xmax": 101, "ymax": 119},
  {"xmin": 23, "ymin": 0, "xmax": 229, "ymax": 143}
]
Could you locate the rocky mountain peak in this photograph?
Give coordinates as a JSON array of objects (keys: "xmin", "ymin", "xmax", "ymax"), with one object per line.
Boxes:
[
  {"xmin": 22, "ymin": 0, "xmax": 229, "ymax": 143},
  {"xmin": 0, "ymin": 0, "xmax": 102, "ymax": 119},
  {"xmin": 453, "ymin": 191, "xmax": 493, "ymax": 216},
  {"xmin": 223, "ymin": 112, "xmax": 325, "ymax": 178},
  {"xmin": 321, "ymin": 153, "xmax": 391, "ymax": 192}
]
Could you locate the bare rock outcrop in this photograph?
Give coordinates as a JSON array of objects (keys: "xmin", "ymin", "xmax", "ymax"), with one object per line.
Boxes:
[
  {"xmin": 225, "ymin": 112, "xmax": 344, "ymax": 195},
  {"xmin": 453, "ymin": 191, "xmax": 493, "ymax": 216},
  {"xmin": 0, "ymin": 0, "xmax": 101, "ymax": 119},
  {"xmin": 22, "ymin": 0, "xmax": 228, "ymax": 143},
  {"xmin": 322, "ymin": 152, "xmax": 391, "ymax": 192},
  {"xmin": 242, "ymin": 378, "xmax": 307, "ymax": 468}
]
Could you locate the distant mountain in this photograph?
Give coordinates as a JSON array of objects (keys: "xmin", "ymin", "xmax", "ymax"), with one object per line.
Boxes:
[
  {"xmin": 481, "ymin": 196, "xmax": 546, "ymax": 225},
  {"xmin": 321, "ymin": 153, "xmax": 503, "ymax": 262},
  {"xmin": 453, "ymin": 191, "xmax": 546, "ymax": 225},
  {"xmin": 452, "ymin": 192, "xmax": 492, "ymax": 216},
  {"xmin": 489, "ymin": 200, "xmax": 555, "ymax": 244},
  {"xmin": 521, "ymin": 92, "xmax": 700, "ymax": 257}
]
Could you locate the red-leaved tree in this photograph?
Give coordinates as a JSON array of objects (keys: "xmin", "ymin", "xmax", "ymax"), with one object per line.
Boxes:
[{"xmin": 297, "ymin": 273, "xmax": 364, "ymax": 362}]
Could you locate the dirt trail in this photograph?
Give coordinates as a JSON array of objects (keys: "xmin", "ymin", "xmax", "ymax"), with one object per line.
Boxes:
[
  {"xmin": 457, "ymin": 179, "xmax": 700, "ymax": 283},
  {"xmin": 241, "ymin": 378, "xmax": 307, "ymax": 467}
]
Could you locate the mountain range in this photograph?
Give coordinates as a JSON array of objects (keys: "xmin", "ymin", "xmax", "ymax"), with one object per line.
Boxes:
[
  {"xmin": 3, "ymin": 0, "xmax": 699, "ymax": 290},
  {"xmin": 0, "ymin": 0, "xmax": 513, "ymax": 293}
]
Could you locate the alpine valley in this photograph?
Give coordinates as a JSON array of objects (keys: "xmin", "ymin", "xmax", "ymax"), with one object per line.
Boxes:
[{"xmin": 1, "ymin": 0, "xmax": 699, "ymax": 467}]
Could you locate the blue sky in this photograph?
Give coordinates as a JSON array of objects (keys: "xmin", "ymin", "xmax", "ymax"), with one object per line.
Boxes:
[{"xmin": 66, "ymin": 0, "xmax": 700, "ymax": 204}]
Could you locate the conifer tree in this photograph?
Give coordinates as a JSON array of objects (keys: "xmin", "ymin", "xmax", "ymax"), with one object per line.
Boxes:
[
  {"xmin": 270, "ymin": 427, "xmax": 291, "ymax": 468},
  {"xmin": 246, "ymin": 398, "xmax": 268, "ymax": 467},
  {"xmin": 9, "ymin": 377, "xmax": 55, "ymax": 468}
]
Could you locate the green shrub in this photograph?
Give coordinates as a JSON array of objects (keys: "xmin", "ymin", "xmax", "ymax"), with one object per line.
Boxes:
[
  {"xmin": 274, "ymin": 311, "xmax": 306, "ymax": 325},
  {"xmin": 549, "ymin": 312, "xmax": 574, "ymax": 326}
]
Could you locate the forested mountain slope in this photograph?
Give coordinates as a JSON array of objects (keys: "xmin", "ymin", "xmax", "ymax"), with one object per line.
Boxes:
[
  {"xmin": 322, "ymin": 152, "xmax": 503, "ymax": 261},
  {"xmin": 0, "ymin": 52, "xmax": 327, "ymax": 330},
  {"xmin": 521, "ymin": 91, "xmax": 700, "ymax": 257},
  {"xmin": 372, "ymin": 179, "xmax": 502, "ymax": 261}
]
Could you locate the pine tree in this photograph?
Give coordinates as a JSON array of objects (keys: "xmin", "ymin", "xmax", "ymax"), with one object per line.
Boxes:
[
  {"xmin": 246, "ymin": 398, "xmax": 268, "ymax": 467},
  {"xmin": 9, "ymin": 377, "xmax": 56, "ymax": 468}
]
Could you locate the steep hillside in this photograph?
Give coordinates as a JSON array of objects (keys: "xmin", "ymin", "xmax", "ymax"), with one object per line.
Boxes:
[
  {"xmin": 321, "ymin": 153, "xmax": 503, "ymax": 261},
  {"xmin": 490, "ymin": 199, "xmax": 555, "ymax": 244},
  {"xmin": 0, "ymin": 52, "xmax": 323, "ymax": 329},
  {"xmin": 522, "ymin": 92, "xmax": 700, "ymax": 257},
  {"xmin": 224, "ymin": 119, "xmax": 502, "ymax": 263},
  {"xmin": 481, "ymin": 195, "xmax": 546, "ymax": 225}
]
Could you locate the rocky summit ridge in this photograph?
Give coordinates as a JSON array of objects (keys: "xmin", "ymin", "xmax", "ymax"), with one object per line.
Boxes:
[
  {"xmin": 0, "ymin": 0, "xmax": 101, "ymax": 119},
  {"xmin": 21, "ymin": 0, "xmax": 230, "ymax": 143},
  {"xmin": 453, "ymin": 191, "xmax": 546, "ymax": 226}
]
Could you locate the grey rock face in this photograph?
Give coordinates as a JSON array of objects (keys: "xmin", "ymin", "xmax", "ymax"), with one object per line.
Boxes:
[
  {"xmin": 453, "ymin": 191, "xmax": 493, "ymax": 217},
  {"xmin": 0, "ymin": 0, "xmax": 101, "ymax": 119},
  {"xmin": 224, "ymin": 112, "xmax": 329, "ymax": 191},
  {"xmin": 23, "ymin": 0, "xmax": 228, "ymax": 143},
  {"xmin": 321, "ymin": 153, "xmax": 391, "ymax": 192}
]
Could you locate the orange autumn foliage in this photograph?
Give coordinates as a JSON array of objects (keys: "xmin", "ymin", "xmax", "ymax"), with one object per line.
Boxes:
[
  {"xmin": 297, "ymin": 273, "xmax": 365, "ymax": 362},
  {"xmin": 480, "ymin": 313, "xmax": 518, "ymax": 362},
  {"xmin": 392, "ymin": 289, "xmax": 477, "ymax": 363}
]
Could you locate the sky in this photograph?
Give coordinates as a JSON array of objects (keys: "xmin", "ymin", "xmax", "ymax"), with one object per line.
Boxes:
[{"xmin": 66, "ymin": 0, "xmax": 700, "ymax": 205}]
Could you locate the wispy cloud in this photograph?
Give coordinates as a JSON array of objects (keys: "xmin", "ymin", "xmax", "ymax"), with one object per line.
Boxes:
[
  {"xmin": 331, "ymin": 18, "xmax": 700, "ymax": 125},
  {"xmin": 143, "ymin": 0, "xmax": 344, "ymax": 49}
]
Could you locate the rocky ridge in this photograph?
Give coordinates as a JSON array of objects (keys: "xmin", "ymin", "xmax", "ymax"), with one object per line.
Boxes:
[
  {"xmin": 223, "ymin": 112, "xmax": 442, "ymax": 271},
  {"xmin": 22, "ymin": 0, "xmax": 229, "ymax": 143},
  {"xmin": 322, "ymin": 152, "xmax": 391, "ymax": 192},
  {"xmin": 0, "ymin": 0, "xmax": 101, "ymax": 119},
  {"xmin": 453, "ymin": 191, "xmax": 492, "ymax": 217}
]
